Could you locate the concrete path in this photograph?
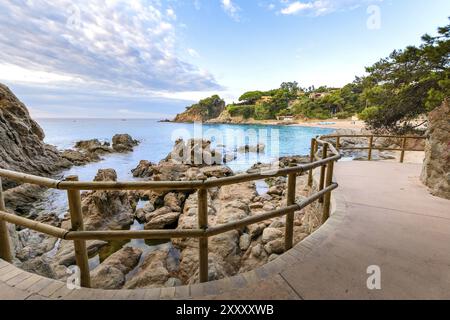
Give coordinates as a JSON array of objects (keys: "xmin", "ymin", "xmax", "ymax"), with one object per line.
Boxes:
[{"xmin": 1, "ymin": 161, "xmax": 449, "ymax": 299}]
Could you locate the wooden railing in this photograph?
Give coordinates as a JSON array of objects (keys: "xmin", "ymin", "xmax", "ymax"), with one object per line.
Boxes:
[
  {"xmin": 323, "ymin": 134, "xmax": 426, "ymax": 163},
  {"xmin": 0, "ymin": 134, "xmax": 426, "ymax": 287},
  {"xmin": 0, "ymin": 137, "xmax": 340, "ymax": 287}
]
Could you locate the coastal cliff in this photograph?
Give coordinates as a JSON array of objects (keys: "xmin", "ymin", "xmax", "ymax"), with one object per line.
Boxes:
[
  {"xmin": 0, "ymin": 83, "xmax": 71, "ymax": 188},
  {"xmin": 173, "ymin": 95, "xmax": 225, "ymax": 123}
]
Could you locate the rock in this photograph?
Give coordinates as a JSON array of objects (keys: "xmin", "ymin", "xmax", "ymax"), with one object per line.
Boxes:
[
  {"xmin": 164, "ymin": 193, "xmax": 182, "ymax": 212},
  {"xmin": 54, "ymin": 240, "xmax": 108, "ymax": 267},
  {"xmin": 16, "ymin": 229, "xmax": 58, "ymax": 261},
  {"xmin": 267, "ymin": 185, "xmax": 283, "ymax": 196},
  {"xmin": 421, "ymin": 99, "xmax": 450, "ymax": 199},
  {"xmin": 239, "ymin": 234, "xmax": 251, "ymax": 251},
  {"xmin": 80, "ymin": 169, "xmax": 135, "ymax": 230},
  {"xmin": 166, "ymin": 139, "xmax": 224, "ymax": 166},
  {"xmin": 269, "ymin": 219, "xmax": 285, "ymax": 228},
  {"xmin": 251, "ymin": 243, "xmax": 265, "ymax": 258},
  {"xmin": 112, "ymin": 134, "xmax": 139, "ymax": 153},
  {"xmin": 144, "ymin": 207, "xmax": 181, "ymax": 230},
  {"xmin": 0, "ymin": 83, "xmax": 72, "ymax": 190},
  {"xmin": 249, "ymin": 202, "xmax": 264, "ymax": 210},
  {"xmin": 125, "ymin": 246, "xmax": 177, "ymax": 289},
  {"xmin": 262, "ymin": 228, "xmax": 283, "ymax": 244},
  {"xmin": 21, "ymin": 256, "xmax": 56, "ymax": 279},
  {"xmin": 264, "ymin": 239, "xmax": 285, "ymax": 255},
  {"xmin": 131, "ymin": 160, "xmax": 155, "ymax": 178},
  {"xmin": 94, "ymin": 168, "xmax": 117, "ymax": 181},
  {"xmin": 237, "ymin": 143, "xmax": 266, "ymax": 154},
  {"xmin": 247, "ymin": 223, "xmax": 266, "ymax": 239},
  {"xmin": 135, "ymin": 202, "xmax": 155, "ymax": 223},
  {"xmin": 61, "ymin": 149, "xmax": 100, "ymax": 165},
  {"xmin": 3, "ymin": 184, "xmax": 47, "ymax": 216},
  {"xmin": 75, "ymin": 139, "xmax": 112, "ymax": 155},
  {"xmin": 173, "ymin": 95, "xmax": 225, "ymax": 123},
  {"xmin": 91, "ymin": 246, "xmax": 142, "ymax": 289}
]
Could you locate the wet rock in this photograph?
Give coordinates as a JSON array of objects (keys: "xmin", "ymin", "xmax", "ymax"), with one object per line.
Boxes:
[
  {"xmin": 91, "ymin": 246, "xmax": 142, "ymax": 289},
  {"xmin": 112, "ymin": 134, "xmax": 139, "ymax": 153}
]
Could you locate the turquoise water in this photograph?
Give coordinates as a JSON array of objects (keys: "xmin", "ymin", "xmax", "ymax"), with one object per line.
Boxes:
[
  {"xmin": 38, "ymin": 119, "xmax": 333, "ymax": 179},
  {"xmin": 35, "ymin": 119, "xmax": 333, "ymax": 216}
]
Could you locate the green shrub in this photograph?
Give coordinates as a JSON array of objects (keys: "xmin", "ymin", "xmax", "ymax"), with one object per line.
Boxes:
[
  {"xmin": 358, "ymin": 107, "xmax": 379, "ymax": 121},
  {"xmin": 227, "ymin": 105, "xmax": 255, "ymax": 119}
]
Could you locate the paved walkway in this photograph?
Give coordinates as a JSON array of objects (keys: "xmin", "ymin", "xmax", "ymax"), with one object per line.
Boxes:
[{"xmin": 1, "ymin": 161, "xmax": 449, "ymax": 299}]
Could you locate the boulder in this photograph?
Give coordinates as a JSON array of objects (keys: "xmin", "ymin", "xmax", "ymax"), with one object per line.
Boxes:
[
  {"xmin": 125, "ymin": 246, "xmax": 181, "ymax": 289},
  {"xmin": 112, "ymin": 134, "xmax": 139, "ymax": 153},
  {"xmin": 261, "ymin": 228, "xmax": 283, "ymax": 244},
  {"xmin": 131, "ymin": 160, "xmax": 155, "ymax": 178},
  {"xmin": 91, "ymin": 246, "xmax": 142, "ymax": 289},
  {"xmin": 421, "ymin": 100, "xmax": 450, "ymax": 199},
  {"xmin": 53, "ymin": 240, "xmax": 108, "ymax": 267},
  {"xmin": 75, "ymin": 139, "xmax": 112, "ymax": 155},
  {"xmin": 237, "ymin": 143, "xmax": 266, "ymax": 154},
  {"xmin": 144, "ymin": 207, "xmax": 181, "ymax": 230},
  {"xmin": 80, "ymin": 169, "xmax": 135, "ymax": 230}
]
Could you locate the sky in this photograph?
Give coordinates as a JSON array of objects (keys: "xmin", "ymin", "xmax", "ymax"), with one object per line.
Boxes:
[{"xmin": 0, "ymin": 0, "xmax": 449, "ymax": 119}]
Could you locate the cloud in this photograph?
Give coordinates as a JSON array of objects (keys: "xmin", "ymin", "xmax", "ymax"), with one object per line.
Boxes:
[
  {"xmin": 279, "ymin": 0, "xmax": 382, "ymax": 16},
  {"xmin": 187, "ymin": 48, "xmax": 200, "ymax": 58},
  {"xmin": 0, "ymin": 0, "xmax": 222, "ymax": 96},
  {"xmin": 221, "ymin": 0, "xmax": 241, "ymax": 21}
]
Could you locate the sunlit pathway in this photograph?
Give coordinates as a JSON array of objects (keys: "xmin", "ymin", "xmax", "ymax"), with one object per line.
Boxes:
[{"xmin": 1, "ymin": 161, "xmax": 449, "ymax": 300}]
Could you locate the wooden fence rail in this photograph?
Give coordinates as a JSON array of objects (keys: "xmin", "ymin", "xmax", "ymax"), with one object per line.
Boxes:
[
  {"xmin": 0, "ymin": 134, "xmax": 419, "ymax": 287},
  {"xmin": 323, "ymin": 134, "xmax": 426, "ymax": 163}
]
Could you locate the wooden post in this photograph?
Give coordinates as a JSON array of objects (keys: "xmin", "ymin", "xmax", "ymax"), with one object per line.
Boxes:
[
  {"xmin": 285, "ymin": 173, "xmax": 296, "ymax": 251},
  {"xmin": 336, "ymin": 136, "xmax": 341, "ymax": 150},
  {"xmin": 400, "ymin": 137, "xmax": 407, "ymax": 163},
  {"xmin": 66, "ymin": 176, "xmax": 91, "ymax": 288},
  {"xmin": 319, "ymin": 144, "xmax": 328, "ymax": 203},
  {"xmin": 0, "ymin": 178, "xmax": 13, "ymax": 262},
  {"xmin": 308, "ymin": 138, "xmax": 316, "ymax": 187},
  {"xmin": 368, "ymin": 135, "xmax": 374, "ymax": 161},
  {"xmin": 198, "ymin": 188, "xmax": 209, "ymax": 283},
  {"xmin": 322, "ymin": 159, "xmax": 335, "ymax": 223}
]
